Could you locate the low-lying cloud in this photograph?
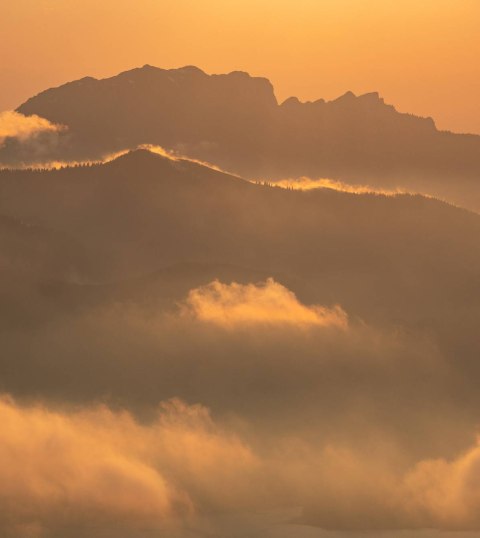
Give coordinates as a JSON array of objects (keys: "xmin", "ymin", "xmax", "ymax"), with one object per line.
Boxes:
[
  {"xmin": 0, "ymin": 111, "xmax": 64, "ymax": 145},
  {"xmin": 3, "ymin": 393, "xmax": 480, "ymax": 537},
  {"xmin": 0, "ymin": 111, "xmax": 68, "ymax": 169},
  {"xmin": 268, "ymin": 176, "xmax": 405, "ymax": 195},
  {"xmin": 183, "ymin": 279, "xmax": 347, "ymax": 328},
  {"xmin": 0, "ymin": 396, "xmax": 258, "ymax": 537},
  {"xmin": 405, "ymin": 439, "xmax": 480, "ymax": 529},
  {"xmin": 2, "ymin": 278, "xmax": 480, "ymax": 535}
]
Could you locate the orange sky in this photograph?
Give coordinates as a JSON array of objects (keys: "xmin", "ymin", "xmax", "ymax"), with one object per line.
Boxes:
[{"xmin": 1, "ymin": 0, "xmax": 479, "ymax": 134}]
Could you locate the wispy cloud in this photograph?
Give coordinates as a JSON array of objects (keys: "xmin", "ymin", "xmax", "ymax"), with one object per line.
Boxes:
[
  {"xmin": 0, "ymin": 396, "xmax": 257, "ymax": 537},
  {"xmin": 0, "ymin": 111, "xmax": 64, "ymax": 145},
  {"xmin": 139, "ymin": 144, "xmax": 234, "ymax": 173},
  {"xmin": 3, "ymin": 390, "xmax": 480, "ymax": 536},
  {"xmin": 182, "ymin": 279, "xmax": 347, "ymax": 328},
  {"xmin": 405, "ymin": 438, "xmax": 480, "ymax": 528},
  {"xmin": 266, "ymin": 176, "xmax": 406, "ymax": 195}
]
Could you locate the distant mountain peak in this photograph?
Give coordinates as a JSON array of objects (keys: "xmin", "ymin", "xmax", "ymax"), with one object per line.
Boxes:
[
  {"xmin": 333, "ymin": 90, "xmax": 356, "ymax": 103},
  {"xmin": 358, "ymin": 91, "xmax": 384, "ymax": 103},
  {"xmin": 330, "ymin": 91, "xmax": 386, "ymax": 106},
  {"xmin": 177, "ymin": 65, "xmax": 206, "ymax": 75},
  {"xmin": 281, "ymin": 96, "xmax": 302, "ymax": 107},
  {"xmin": 226, "ymin": 70, "xmax": 253, "ymax": 78},
  {"xmin": 11, "ymin": 64, "xmax": 478, "ymax": 193}
]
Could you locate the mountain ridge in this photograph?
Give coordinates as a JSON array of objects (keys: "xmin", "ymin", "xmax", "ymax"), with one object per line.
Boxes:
[
  {"xmin": 2, "ymin": 64, "xmax": 480, "ymax": 211},
  {"xmin": 18, "ymin": 64, "xmax": 436, "ymax": 129}
]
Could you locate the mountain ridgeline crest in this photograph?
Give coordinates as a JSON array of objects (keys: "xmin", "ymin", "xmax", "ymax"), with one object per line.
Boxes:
[{"xmin": 5, "ymin": 64, "xmax": 480, "ymax": 211}]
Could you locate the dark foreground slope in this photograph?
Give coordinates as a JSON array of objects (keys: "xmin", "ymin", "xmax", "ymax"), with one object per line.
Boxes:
[{"xmin": 9, "ymin": 65, "xmax": 480, "ymax": 210}]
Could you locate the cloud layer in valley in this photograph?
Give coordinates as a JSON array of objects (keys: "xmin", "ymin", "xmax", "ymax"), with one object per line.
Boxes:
[
  {"xmin": 2, "ymin": 278, "xmax": 480, "ymax": 535},
  {"xmin": 3, "ymin": 390, "xmax": 480, "ymax": 537},
  {"xmin": 0, "ymin": 396, "xmax": 255, "ymax": 537}
]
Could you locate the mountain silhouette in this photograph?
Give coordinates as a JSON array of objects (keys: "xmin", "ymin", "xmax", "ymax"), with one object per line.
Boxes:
[{"xmin": 8, "ymin": 65, "xmax": 480, "ymax": 211}]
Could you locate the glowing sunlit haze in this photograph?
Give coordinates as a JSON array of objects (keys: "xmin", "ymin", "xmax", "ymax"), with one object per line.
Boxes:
[{"xmin": 2, "ymin": 2, "xmax": 480, "ymax": 538}]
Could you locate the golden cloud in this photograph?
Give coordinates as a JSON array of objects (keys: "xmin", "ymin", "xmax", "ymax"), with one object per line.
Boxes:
[
  {"xmin": 182, "ymin": 278, "xmax": 348, "ymax": 328},
  {"xmin": 0, "ymin": 111, "xmax": 64, "ymax": 144},
  {"xmin": 405, "ymin": 439, "xmax": 480, "ymax": 528},
  {"xmin": 267, "ymin": 176, "xmax": 405, "ymax": 195},
  {"xmin": 0, "ymin": 396, "xmax": 258, "ymax": 537},
  {"xmin": 4, "ymin": 392, "xmax": 480, "ymax": 535}
]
